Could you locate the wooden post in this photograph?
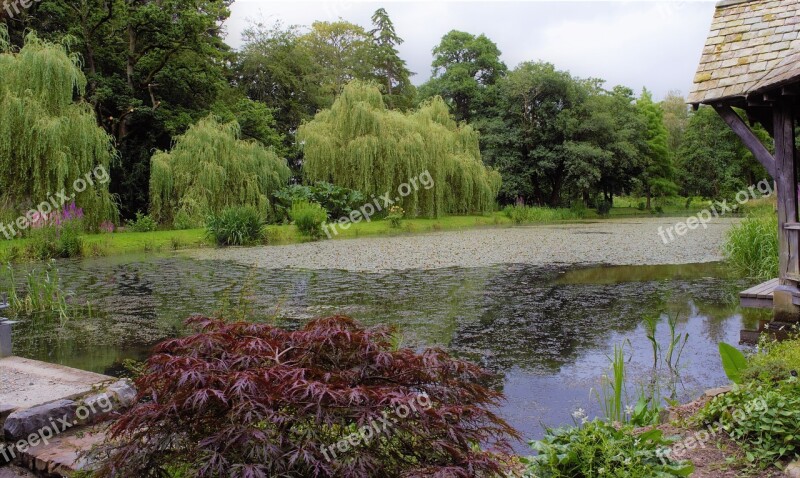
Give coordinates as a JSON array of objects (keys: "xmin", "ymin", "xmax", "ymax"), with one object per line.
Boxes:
[
  {"xmin": 0, "ymin": 322, "xmax": 10, "ymax": 358},
  {"xmin": 772, "ymin": 99, "xmax": 800, "ymax": 322}
]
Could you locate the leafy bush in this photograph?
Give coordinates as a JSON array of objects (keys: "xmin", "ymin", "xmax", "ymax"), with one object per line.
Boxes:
[
  {"xmin": 126, "ymin": 212, "xmax": 158, "ymax": 232},
  {"xmin": 387, "ymin": 205, "xmax": 404, "ymax": 228},
  {"xmin": 274, "ymin": 182, "xmax": 365, "ymax": 221},
  {"xmin": 502, "ymin": 205, "xmax": 585, "ymax": 224},
  {"xmin": 596, "ymin": 200, "xmax": 613, "ymax": 217},
  {"xmin": 695, "ymin": 380, "xmax": 800, "ymax": 465},
  {"xmin": 637, "ymin": 201, "xmax": 646, "ymax": 211},
  {"xmin": 205, "ymin": 206, "xmax": 264, "ymax": 246},
  {"xmin": 524, "ymin": 419, "xmax": 693, "ymax": 477},
  {"xmin": 724, "ymin": 214, "xmax": 778, "ymax": 280},
  {"xmin": 25, "ymin": 220, "xmax": 84, "ymax": 259},
  {"xmin": 289, "ymin": 201, "xmax": 328, "ymax": 239},
  {"xmin": 742, "ymin": 335, "xmax": 800, "ymax": 383},
  {"xmin": 95, "ymin": 316, "xmax": 518, "ymax": 477}
]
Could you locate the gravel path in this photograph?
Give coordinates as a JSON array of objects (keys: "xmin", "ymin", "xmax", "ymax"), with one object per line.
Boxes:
[{"xmin": 187, "ymin": 217, "xmax": 739, "ymax": 272}]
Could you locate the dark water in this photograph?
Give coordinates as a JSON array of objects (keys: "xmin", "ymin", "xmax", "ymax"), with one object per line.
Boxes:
[{"xmin": 6, "ymin": 255, "xmax": 766, "ymax": 452}]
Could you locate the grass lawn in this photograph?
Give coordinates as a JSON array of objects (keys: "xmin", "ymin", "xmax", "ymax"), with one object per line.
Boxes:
[{"xmin": 0, "ymin": 206, "xmax": 721, "ymax": 262}]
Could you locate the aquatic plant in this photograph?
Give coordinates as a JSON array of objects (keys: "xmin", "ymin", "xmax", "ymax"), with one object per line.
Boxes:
[
  {"xmin": 149, "ymin": 116, "xmax": 291, "ymax": 226},
  {"xmin": 724, "ymin": 213, "xmax": 778, "ymax": 280},
  {"xmin": 298, "ymin": 81, "xmax": 501, "ymax": 217},
  {"xmin": 597, "ymin": 343, "xmax": 628, "ymax": 423},
  {"xmin": 95, "ymin": 315, "xmax": 519, "ymax": 477},
  {"xmin": 1, "ymin": 262, "xmax": 90, "ymax": 326}
]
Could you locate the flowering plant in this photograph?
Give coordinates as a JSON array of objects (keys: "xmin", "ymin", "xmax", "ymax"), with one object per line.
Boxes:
[{"xmin": 387, "ymin": 205, "xmax": 404, "ymax": 228}]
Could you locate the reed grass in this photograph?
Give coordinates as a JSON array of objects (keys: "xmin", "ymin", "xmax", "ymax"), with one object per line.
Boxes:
[{"xmin": 724, "ymin": 213, "xmax": 778, "ymax": 280}]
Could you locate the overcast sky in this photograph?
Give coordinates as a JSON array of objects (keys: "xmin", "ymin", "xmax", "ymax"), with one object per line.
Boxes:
[{"xmin": 223, "ymin": 1, "xmax": 718, "ymax": 100}]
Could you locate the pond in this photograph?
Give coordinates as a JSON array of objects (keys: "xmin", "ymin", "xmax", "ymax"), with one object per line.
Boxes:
[{"xmin": 6, "ymin": 254, "xmax": 765, "ymax": 452}]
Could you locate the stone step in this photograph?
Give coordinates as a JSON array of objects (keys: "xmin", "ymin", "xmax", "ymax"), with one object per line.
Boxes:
[
  {"xmin": 13, "ymin": 424, "xmax": 107, "ymax": 477},
  {"xmin": 0, "ymin": 465, "xmax": 37, "ymax": 478}
]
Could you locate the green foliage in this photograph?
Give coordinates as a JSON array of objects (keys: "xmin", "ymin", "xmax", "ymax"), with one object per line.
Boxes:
[
  {"xmin": 695, "ymin": 380, "xmax": 800, "ymax": 465},
  {"xmin": 742, "ymin": 335, "xmax": 800, "ymax": 384},
  {"xmin": 724, "ymin": 213, "xmax": 778, "ymax": 280},
  {"xmin": 677, "ymin": 106, "xmax": 769, "ymax": 199},
  {"xmin": 419, "ymin": 30, "xmax": 507, "ymax": 122},
  {"xmin": 387, "ymin": 205, "xmax": 405, "ymax": 228},
  {"xmin": 524, "ymin": 420, "xmax": 693, "ymax": 477},
  {"xmin": 719, "ymin": 342, "xmax": 748, "ymax": 384},
  {"xmin": 596, "ymin": 200, "xmax": 613, "ymax": 216},
  {"xmin": 1, "ymin": 262, "xmax": 88, "ymax": 324},
  {"xmin": 638, "ymin": 89, "xmax": 679, "ymax": 201},
  {"xmin": 479, "ymin": 62, "xmax": 647, "ymax": 208},
  {"xmin": 0, "ymin": 27, "xmax": 117, "ymax": 229},
  {"xmin": 150, "ymin": 116, "xmax": 291, "ymax": 226},
  {"xmin": 298, "ymin": 81, "xmax": 501, "ymax": 218},
  {"xmin": 502, "ymin": 205, "xmax": 585, "ymax": 224},
  {"xmin": 125, "ymin": 213, "xmax": 158, "ymax": 233},
  {"xmin": 205, "ymin": 206, "xmax": 264, "ymax": 247},
  {"xmin": 24, "ymin": 221, "xmax": 84, "ymax": 260},
  {"xmin": 598, "ymin": 344, "xmax": 627, "ymax": 424},
  {"xmin": 273, "ymin": 182, "xmax": 365, "ymax": 222},
  {"xmin": 289, "ymin": 201, "xmax": 328, "ymax": 239}
]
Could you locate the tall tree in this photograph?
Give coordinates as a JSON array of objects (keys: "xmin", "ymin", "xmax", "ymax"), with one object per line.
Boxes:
[
  {"xmin": 369, "ymin": 8, "xmax": 414, "ymax": 109},
  {"xmin": 0, "ymin": 27, "xmax": 116, "ymax": 229},
  {"xmin": 298, "ymin": 81, "xmax": 501, "ymax": 217},
  {"xmin": 150, "ymin": 116, "xmax": 291, "ymax": 227},
  {"xmin": 419, "ymin": 30, "xmax": 506, "ymax": 122},
  {"xmin": 638, "ymin": 89, "xmax": 678, "ymax": 208},
  {"xmin": 2, "ymin": 0, "xmax": 236, "ymax": 219},
  {"xmin": 299, "ymin": 20, "xmax": 375, "ymax": 104},
  {"xmin": 237, "ymin": 21, "xmax": 323, "ymax": 161},
  {"xmin": 677, "ymin": 106, "xmax": 768, "ymax": 198},
  {"xmin": 661, "ymin": 90, "xmax": 690, "ymax": 159}
]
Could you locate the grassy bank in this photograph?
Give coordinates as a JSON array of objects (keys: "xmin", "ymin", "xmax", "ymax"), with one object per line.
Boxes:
[{"xmin": 0, "ymin": 205, "xmax": 719, "ymax": 262}]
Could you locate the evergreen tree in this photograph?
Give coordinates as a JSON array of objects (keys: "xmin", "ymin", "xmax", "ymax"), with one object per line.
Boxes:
[
  {"xmin": 638, "ymin": 89, "xmax": 678, "ymax": 208},
  {"xmin": 369, "ymin": 8, "xmax": 414, "ymax": 110}
]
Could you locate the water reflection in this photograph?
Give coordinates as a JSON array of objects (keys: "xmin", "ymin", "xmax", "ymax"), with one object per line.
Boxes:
[{"xmin": 6, "ymin": 256, "xmax": 758, "ymax": 450}]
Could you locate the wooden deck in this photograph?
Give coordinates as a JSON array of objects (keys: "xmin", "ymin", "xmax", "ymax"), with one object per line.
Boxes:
[{"xmin": 740, "ymin": 278, "xmax": 780, "ymax": 309}]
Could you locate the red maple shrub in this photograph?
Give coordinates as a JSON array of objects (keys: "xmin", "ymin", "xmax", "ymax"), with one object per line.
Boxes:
[{"xmin": 94, "ymin": 315, "xmax": 519, "ymax": 477}]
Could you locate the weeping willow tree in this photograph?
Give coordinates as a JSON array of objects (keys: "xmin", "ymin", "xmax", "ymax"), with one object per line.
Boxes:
[
  {"xmin": 0, "ymin": 27, "xmax": 117, "ymax": 229},
  {"xmin": 298, "ymin": 81, "xmax": 501, "ymax": 217},
  {"xmin": 150, "ymin": 116, "xmax": 291, "ymax": 226}
]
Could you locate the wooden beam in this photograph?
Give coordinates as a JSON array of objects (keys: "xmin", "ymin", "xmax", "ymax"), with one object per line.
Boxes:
[
  {"xmin": 714, "ymin": 105, "xmax": 776, "ymax": 177},
  {"xmin": 773, "ymin": 100, "xmax": 799, "ymax": 285}
]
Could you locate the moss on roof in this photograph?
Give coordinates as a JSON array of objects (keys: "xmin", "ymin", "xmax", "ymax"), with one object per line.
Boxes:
[{"xmin": 688, "ymin": 0, "xmax": 800, "ymax": 104}]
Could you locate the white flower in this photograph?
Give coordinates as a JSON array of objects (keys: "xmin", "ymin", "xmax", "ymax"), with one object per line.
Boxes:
[
  {"xmin": 571, "ymin": 408, "xmax": 587, "ymax": 420},
  {"xmin": 625, "ymin": 405, "xmax": 634, "ymax": 416}
]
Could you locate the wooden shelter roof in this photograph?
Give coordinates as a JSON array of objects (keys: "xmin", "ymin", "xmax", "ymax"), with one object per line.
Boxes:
[{"xmin": 688, "ymin": 0, "xmax": 800, "ymax": 105}]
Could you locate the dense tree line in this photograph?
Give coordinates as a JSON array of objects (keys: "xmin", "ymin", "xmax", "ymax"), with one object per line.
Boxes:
[{"xmin": 1, "ymin": 4, "xmax": 767, "ymax": 222}]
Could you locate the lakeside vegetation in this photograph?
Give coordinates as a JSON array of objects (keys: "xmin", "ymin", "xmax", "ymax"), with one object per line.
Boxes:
[{"xmin": 0, "ymin": 198, "xmax": 725, "ymax": 262}]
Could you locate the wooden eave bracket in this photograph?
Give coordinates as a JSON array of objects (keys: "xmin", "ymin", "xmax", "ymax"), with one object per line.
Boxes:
[{"xmin": 713, "ymin": 104, "xmax": 776, "ymax": 178}]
